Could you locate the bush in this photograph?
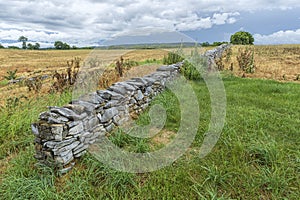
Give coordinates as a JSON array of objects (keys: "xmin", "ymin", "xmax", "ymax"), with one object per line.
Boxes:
[{"xmin": 163, "ymin": 52, "xmax": 184, "ymax": 65}]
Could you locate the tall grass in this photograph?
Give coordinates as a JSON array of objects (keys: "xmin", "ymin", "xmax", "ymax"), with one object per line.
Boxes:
[{"xmin": 1, "ymin": 75, "xmax": 299, "ymax": 199}]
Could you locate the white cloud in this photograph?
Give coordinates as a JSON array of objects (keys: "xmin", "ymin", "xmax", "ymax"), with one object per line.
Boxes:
[
  {"xmin": 0, "ymin": 0, "xmax": 299, "ymax": 46},
  {"xmin": 254, "ymin": 29, "xmax": 300, "ymax": 44}
]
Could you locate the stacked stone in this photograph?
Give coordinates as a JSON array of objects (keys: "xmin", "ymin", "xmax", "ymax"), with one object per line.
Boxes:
[
  {"xmin": 31, "ymin": 62, "xmax": 183, "ymax": 173},
  {"xmin": 205, "ymin": 44, "xmax": 231, "ymax": 66}
]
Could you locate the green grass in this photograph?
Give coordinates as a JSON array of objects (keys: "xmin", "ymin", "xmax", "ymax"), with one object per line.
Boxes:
[{"xmin": 0, "ymin": 75, "xmax": 299, "ymax": 199}]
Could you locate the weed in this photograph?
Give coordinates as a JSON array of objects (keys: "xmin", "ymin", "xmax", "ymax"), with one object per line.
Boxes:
[
  {"xmin": 50, "ymin": 57, "xmax": 80, "ymax": 93},
  {"xmin": 3, "ymin": 69, "xmax": 18, "ymax": 80},
  {"xmin": 25, "ymin": 76, "xmax": 43, "ymax": 93},
  {"xmin": 236, "ymin": 47, "xmax": 256, "ymax": 73}
]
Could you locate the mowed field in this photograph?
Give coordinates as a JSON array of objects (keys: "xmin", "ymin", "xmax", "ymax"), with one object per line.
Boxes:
[
  {"xmin": 0, "ymin": 48, "xmax": 169, "ymax": 105},
  {"xmin": 229, "ymin": 45, "xmax": 300, "ymax": 81}
]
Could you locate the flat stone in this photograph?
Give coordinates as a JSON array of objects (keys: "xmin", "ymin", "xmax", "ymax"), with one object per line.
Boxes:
[
  {"xmin": 39, "ymin": 112, "xmax": 69, "ymax": 123},
  {"xmin": 73, "ymin": 143, "xmax": 88, "ymax": 152},
  {"xmin": 131, "ymin": 77, "xmax": 148, "ymax": 84},
  {"xmin": 125, "ymin": 81, "xmax": 145, "ymax": 88},
  {"xmin": 115, "ymin": 82, "xmax": 136, "ymax": 91},
  {"xmin": 53, "ymin": 141, "xmax": 80, "ymax": 155},
  {"xmin": 97, "ymin": 90, "xmax": 124, "ymax": 100},
  {"xmin": 64, "ymin": 104, "xmax": 85, "ymax": 114},
  {"xmin": 143, "ymin": 77, "xmax": 156, "ymax": 85},
  {"xmin": 78, "ymin": 92, "xmax": 104, "ymax": 104},
  {"xmin": 73, "ymin": 101, "xmax": 97, "ymax": 113},
  {"xmin": 108, "ymin": 85, "xmax": 128, "ymax": 96},
  {"xmin": 50, "ymin": 107, "xmax": 84, "ymax": 120},
  {"xmin": 74, "ymin": 150, "xmax": 87, "ymax": 158},
  {"xmin": 67, "ymin": 121, "xmax": 81, "ymax": 128},
  {"xmin": 157, "ymin": 65, "xmax": 178, "ymax": 72},
  {"xmin": 68, "ymin": 122, "xmax": 84, "ymax": 135},
  {"xmin": 91, "ymin": 124, "xmax": 106, "ymax": 134},
  {"xmin": 104, "ymin": 100, "xmax": 121, "ymax": 108},
  {"xmin": 55, "ymin": 151, "xmax": 74, "ymax": 165},
  {"xmin": 45, "ymin": 138, "xmax": 76, "ymax": 149}
]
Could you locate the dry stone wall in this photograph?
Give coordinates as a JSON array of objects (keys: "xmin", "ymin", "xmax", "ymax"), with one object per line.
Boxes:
[
  {"xmin": 31, "ymin": 45, "xmax": 230, "ymax": 173},
  {"xmin": 31, "ymin": 62, "xmax": 184, "ymax": 172}
]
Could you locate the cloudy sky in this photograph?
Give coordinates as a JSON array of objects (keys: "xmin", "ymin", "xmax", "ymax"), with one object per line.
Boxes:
[{"xmin": 0, "ymin": 0, "xmax": 300, "ymax": 47}]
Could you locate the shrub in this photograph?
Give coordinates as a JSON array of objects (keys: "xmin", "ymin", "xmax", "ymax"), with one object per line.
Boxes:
[{"xmin": 163, "ymin": 52, "xmax": 184, "ymax": 65}]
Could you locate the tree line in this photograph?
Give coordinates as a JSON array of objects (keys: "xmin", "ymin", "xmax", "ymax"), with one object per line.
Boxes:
[{"xmin": 0, "ymin": 31, "xmax": 255, "ymax": 50}]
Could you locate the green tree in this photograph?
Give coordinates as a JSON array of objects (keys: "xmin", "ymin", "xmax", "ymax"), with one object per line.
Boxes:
[
  {"xmin": 0, "ymin": 43, "xmax": 4, "ymax": 49},
  {"xmin": 27, "ymin": 43, "xmax": 33, "ymax": 50},
  {"xmin": 34, "ymin": 43, "xmax": 40, "ymax": 50},
  {"xmin": 54, "ymin": 41, "xmax": 70, "ymax": 49},
  {"xmin": 18, "ymin": 36, "xmax": 28, "ymax": 49},
  {"xmin": 230, "ymin": 31, "xmax": 254, "ymax": 45}
]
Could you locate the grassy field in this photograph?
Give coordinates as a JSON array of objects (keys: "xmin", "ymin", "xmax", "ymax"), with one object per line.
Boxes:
[
  {"xmin": 0, "ymin": 46, "xmax": 299, "ymax": 199},
  {"xmin": 0, "ymin": 75, "xmax": 299, "ymax": 199}
]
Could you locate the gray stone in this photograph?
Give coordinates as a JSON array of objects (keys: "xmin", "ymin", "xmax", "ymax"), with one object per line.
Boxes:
[
  {"xmin": 125, "ymin": 81, "xmax": 145, "ymax": 88},
  {"xmin": 74, "ymin": 150, "xmax": 87, "ymax": 158},
  {"xmin": 39, "ymin": 112, "xmax": 69, "ymax": 123},
  {"xmin": 108, "ymin": 85, "xmax": 128, "ymax": 96},
  {"xmin": 31, "ymin": 123, "xmax": 39, "ymax": 136},
  {"xmin": 104, "ymin": 100, "xmax": 121, "ymax": 108},
  {"xmin": 59, "ymin": 149, "xmax": 72, "ymax": 157},
  {"xmin": 115, "ymin": 82, "xmax": 136, "ymax": 91},
  {"xmin": 51, "ymin": 124, "xmax": 64, "ymax": 141},
  {"xmin": 91, "ymin": 124, "xmax": 106, "ymax": 135},
  {"xmin": 97, "ymin": 90, "xmax": 124, "ymax": 100},
  {"xmin": 67, "ymin": 121, "xmax": 81, "ymax": 128},
  {"xmin": 45, "ymin": 138, "xmax": 76, "ymax": 149},
  {"xmin": 68, "ymin": 122, "xmax": 84, "ymax": 135},
  {"xmin": 132, "ymin": 77, "xmax": 148, "ymax": 84},
  {"xmin": 50, "ymin": 107, "xmax": 85, "ymax": 120},
  {"xmin": 105, "ymin": 123, "xmax": 115, "ymax": 132},
  {"xmin": 64, "ymin": 104, "xmax": 85, "ymax": 114},
  {"xmin": 113, "ymin": 115, "xmax": 121, "ymax": 125},
  {"xmin": 53, "ymin": 141, "xmax": 80, "ymax": 155},
  {"xmin": 80, "ymin": 132, "xmax": 93, "ymax": 139},
  {"xmin": 146, "ymin": 86, "xmax": 153, "ymax": 94},
  {"xmin": 58, "ymin": 162, "xmax": 75, "ymax": 174},
  {"xmin": 157, "ymin": 65, "xmax": 177, "ymax": 72},
  {"xmin": 135, "ymin": 90, "xmax": 144, "ymax": 101},
  {"xmin": 130, "ymin": 98, "xmax": 137, "ymax": 105},
  {"xmin": 79, "ymin": 92, "xmax": 104, "ymax": 104},
  {"xmin": 73, "ymin": 101, "xmax": 97, "ymax": 113},
  {"xmin": 101, "ymin": 107, "xmax": 118, "ymax": 122},
  {"xmin": 55, "ymin": 151, "xmax": 74, "ymax": 165},
  {"xmin": 83, "ymin": 117, "xmax": 99, "ymax": 130}
]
